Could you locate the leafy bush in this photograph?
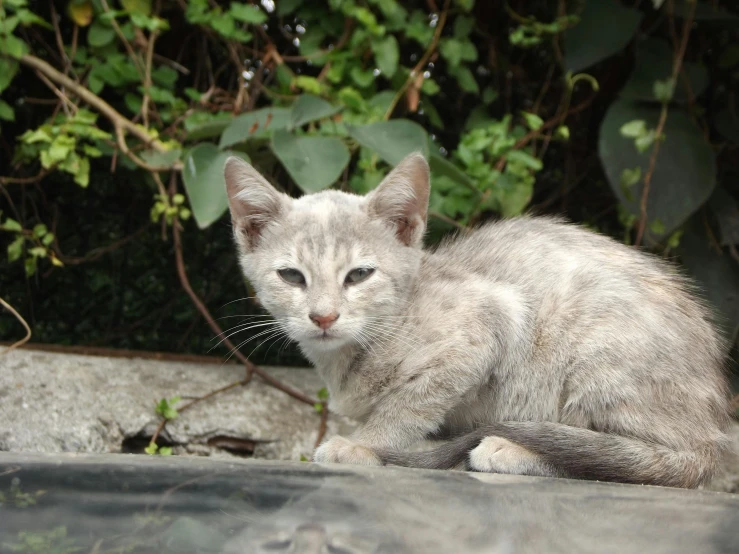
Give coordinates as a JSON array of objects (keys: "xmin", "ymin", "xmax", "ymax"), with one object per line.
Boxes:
[{"xmin": 0, "ymin": 0, "xmax": 737, "ymax": 378}]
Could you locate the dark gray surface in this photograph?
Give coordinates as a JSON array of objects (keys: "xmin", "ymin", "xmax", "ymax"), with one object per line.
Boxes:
[{"xmin": 0, "ymin": 452, "xmax": 737, "ymax": 553}]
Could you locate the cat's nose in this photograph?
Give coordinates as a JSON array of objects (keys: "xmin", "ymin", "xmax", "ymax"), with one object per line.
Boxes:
[{"xmin": 309, "ymin": 312, "xmax": 340, "ymax": 329}]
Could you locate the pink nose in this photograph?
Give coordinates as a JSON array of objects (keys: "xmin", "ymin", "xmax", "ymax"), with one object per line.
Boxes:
[{"xmin": 309, "ymin": 312, "xmax": 339, "ymax": 329}]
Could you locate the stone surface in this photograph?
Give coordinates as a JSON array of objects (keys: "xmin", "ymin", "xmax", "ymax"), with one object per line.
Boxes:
[
  {"xmin": 0, "ymin": 348, "xmax": 737, "ymax": 493},
  {"xmin": 0, "ymin": 349, "xmax": 357, "ymax": 460}
]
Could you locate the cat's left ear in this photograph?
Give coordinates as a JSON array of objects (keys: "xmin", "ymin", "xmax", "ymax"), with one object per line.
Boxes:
[
  {"xmin": 224, "ymin": 157, "xmax": 289, "ymax": 250},
  {"xmin": 366, "ymin": 152, "xmax": 430, "ymax": 248}
]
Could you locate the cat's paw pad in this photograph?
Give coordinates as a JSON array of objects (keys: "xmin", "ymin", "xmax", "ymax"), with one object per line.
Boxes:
[
  {"xmin": 468, "ymin": 436, "xmax": 535, "ymax": 474},
  {"xmin": 313, "ymin": 436, "xmax": 381, "ymax": 466}
]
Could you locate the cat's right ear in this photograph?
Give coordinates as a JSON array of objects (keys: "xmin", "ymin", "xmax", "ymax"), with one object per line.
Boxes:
[{"xmin": 224, "ymin": 157, "xmax": 288, "ymax": 250}]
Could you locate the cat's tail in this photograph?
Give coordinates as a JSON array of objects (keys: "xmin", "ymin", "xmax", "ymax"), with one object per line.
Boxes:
[{"xmin": 377, "ymin": 421, "xmax": 726, "ymax": 488}]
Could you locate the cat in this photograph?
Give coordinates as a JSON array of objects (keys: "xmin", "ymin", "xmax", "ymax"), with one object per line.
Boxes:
[{"xmin": 223, "ymin": 152, "xmax": 731, "ymax": 488}]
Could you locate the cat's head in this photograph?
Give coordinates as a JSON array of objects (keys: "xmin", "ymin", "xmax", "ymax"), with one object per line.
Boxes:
[{"xmin": 224, "ymin": 153, "xmax": 429, "ymax": 353}]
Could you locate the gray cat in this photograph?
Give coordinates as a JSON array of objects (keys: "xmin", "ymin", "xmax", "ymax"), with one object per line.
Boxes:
[{"xmin": 224, "ymin": 152, "xmax": 730, "ymax": 488}]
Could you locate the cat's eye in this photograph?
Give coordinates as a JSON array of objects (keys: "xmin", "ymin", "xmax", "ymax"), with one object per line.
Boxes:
[
  {"xmin": 344, "ymin": 267, "xmax": 375, "ymax": 285},
  {"xmin": 278, "ymin": 268, "xmax": 306, "ymax": 286}
]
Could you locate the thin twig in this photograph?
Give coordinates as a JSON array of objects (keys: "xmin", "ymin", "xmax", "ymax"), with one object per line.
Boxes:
[
  {"xmin": 384, "ymin": 0, "xmax": 451, "ymax": 120},
  {"xmin": 314, "ymin": 403, "xmax": 329, "ymax": 448},
  {"xmin": 0, "ymin": 169, "xmax": 50, "ymax": 185},
  {"xmin": 172, "ymin": 217, "xmax": 315, "ymax": 406},
  {"xmin": 53, "ymin": 223, "xmax": 150, "ymax": 265},
  {"xmin": 634, "ymin": 0, "xmax": 695, "ymax": 247},
  {"xmin": 0, "ymin": 296, "xmax": 32, "ymax": 356},
  {"xmin": 148, "ymin": 377, "xmax": 250, "ymax": 447},
  {"xmin": 99, "ymin": 0, "xmax": 146, "ymax": 78},
  {"xmin": 34, "ymin": 70, "xmax": 77, "ymax": 114},
  {"xmin": 141, "ymin": 31, "xmax": 159, "ymax": 128}
]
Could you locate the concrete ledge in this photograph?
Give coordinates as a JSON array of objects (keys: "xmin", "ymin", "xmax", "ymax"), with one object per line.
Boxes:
[
  {"xmin": 0, "ymin": 349, "xmax": 357, "ymax": 460},
  {"xmin": 0, "ymin": 348, "xmax": 736, "ymax": 493}
]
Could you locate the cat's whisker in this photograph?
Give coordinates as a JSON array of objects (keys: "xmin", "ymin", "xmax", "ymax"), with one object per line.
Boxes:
[
  {"xmin": 210, "ymin": 321, "xmax": 281, "ymax": 351},
  {"xmin": 360, "ymin": 324, "xmax": 421, "ymax": 354},
  {"xmin": 218, "ymin": 296, "xmax": 261, "ymax": 309},
  {"xmin": 223, "ymin": 326, "xmax": 286, "ymax": 361},
  {"xmin": 247, "ymin": 329, "xmax": 288, "ymax": 360},
  {"xmin": 213, "ymin": 319, "xmax": 278, "ymax": 340},
  {"xmin": 215, "ymin": 314, "xmax": 274, "ymax": 322},
  {"xmin": 361, "ymin": 321, "xmax": 423, "ymax": 348}
]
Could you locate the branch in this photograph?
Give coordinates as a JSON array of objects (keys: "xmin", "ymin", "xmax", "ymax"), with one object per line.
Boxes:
[
  {"xmin": 0, "ymin": 296, "xmax": 32, "ymax": 356},
  {"xmin": 384, "ymin": 0, "xmax": 451, "ymax": 120},
  {"xmin": 634, "ymin": 0, "xmax": 695, "ymax": 247},
  {"xmin": 13, "ymin": 54, "xmax": 181, "ymax": 171}
]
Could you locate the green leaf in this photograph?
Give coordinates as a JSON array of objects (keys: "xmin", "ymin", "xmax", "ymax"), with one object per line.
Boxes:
[
  {"xmin": 314, "ymin": 402, "xmax": 324, "ymax": 413},
  {"xmin": 371, "ymin": 35, "xmax": 399, "ymax": 78},
  {"xmin": 680, "ymin": 217, "xmax": 739, "ymax": 343},
  {"xmin": 454, "ymin": 0, "xmax": 475, "ymax": 12},
  {"xmin": 317, "ymin": 387, "xmax": 329, "ymax": 400},
  {"xmin": 121, "ymin": 0, "xmax": 151, "ymax": 16},
  {"xmin": 620, "ymin": 39, "xmax": 708, "ymax": 103},
  {"xmin": 145, "ymin": 442, "xmax": 158, "ymax": 455},
  {"xmin": 271, "ymin": 131, "xmax": 350, "ymax": 193},
  {"xmin": 521, "ymin": 111, "xmax": 543, "ymax": 131},
  {"xmin": 0, "ymin": 59, "xmax": 19, "ymax": 94},
  {"xmin": 7, "ymin": 236, "xmax": 23, "ymax": 262},
  {"xmin": 349, "ymin": 66, "xmax": 375, "ymax": 88},
  {"xmin": 24, "ymin": 256, "xmax": 37, "ymax": 276},
  {"xmin": 673, "ymin": 0, "xmax": 739, "ymax": 25},
  {"xmin": 507, "ymin": 149, "xmax": 543, "ymax": 171},
  {"xmin": 88, "ymin": 20, "xmax": 116, "ymax": 47},
  {"xmin": 337, "ymin": 87, "xmax": 365, "ymax": 110},
  {"xmin": 290, "ymin": 95, "xmax": 341, "ymax": 129},
  {"xmin": 619, "ymin": 166, "xmax": 642, "ymax": 189},
  {"xmin": 140, "ymin": 148, "xmax": 182, "ymax": 168},
  {"xmin": 709, "ymin": 188, "xmax": 739, "ymax": 246},
  {"xmin": 429, "ymin": 152, "xmax": 476, "ymax": 192},
  {"xmin": 293, "ymin": 75, "xmax": 324, "ymax": 95},
  {"xmin": 0, "ymin": 99, "xmax": 14, "ymax": 121},
  {"xmin": 619, "ymin": 119, "xmax": 647, "ymax": 138},
  {"xmin": 155, "ymin": 395, "xmax": 181, "ymax": 420},
  {"xmin": 230, "ymin": 3, "xmax": 267, "ymax": 24},
  {"xmin": 2, "ymin": 218, "xmax": 22, "ymax": 232},
  {"xmin": 563, "ymin": 0, "xmax": 643, "ymax": 73},
  {"xmin": 182, "ymin": 144, "xmax": 250, "ymax": 229},
  {"xmin": 599, "ymin": 99, "xmax": 716, "ymax": 237},
  {"xmin": 653, "ymin": 78, "xmax": 675, "ymax": 103},
  {"xmin": 634, "ymin": 130, "xmax": 656, "ymax": 153},
  {"xmin": 29, "ymin": 246, "xmax": 47, "ymax": 258},
  {"xmin": 440, "ymin": 38, "xmax": 464, "ymax": 67},
  {"xmin": 348, "ymin": 120, "xmax": 430, "ymax": 166},
  {"xmin": 278, "ymin": 0, "xmax": 303, "ymax": 16},
  {"xmin": 450, "ymin": 66, "xmax": 479, "ymax": 94},
  {"xmin": 158, "ymin": 446, "xmax": 173, "ymax": 456},
  {"xmin": 218, "ymin": 107, "xmax": 291, "ymax": 148},
  {"xmin": 0, "ymin": 33, "xmax": 29, "ymax": 58},
  {"xmin": 32, "ymin": 223, "xmax": 47, "ymax": 238}
]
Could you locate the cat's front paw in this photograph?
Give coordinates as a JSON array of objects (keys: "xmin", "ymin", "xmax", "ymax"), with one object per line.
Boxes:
[
  {"xmin": 313, "ymin": 436, "xmax": 382, "ymax": 466},
  {"xmin": 468, "ymin": 436, "xmax": 538, "ymax": 474}
]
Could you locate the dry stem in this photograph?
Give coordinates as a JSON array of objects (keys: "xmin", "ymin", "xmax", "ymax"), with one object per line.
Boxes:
[{"xmin": 0, "ymin": 296, "xmax": 32, "ymax": 356}]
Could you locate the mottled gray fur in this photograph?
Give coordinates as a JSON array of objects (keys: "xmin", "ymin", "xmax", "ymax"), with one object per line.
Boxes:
[{"xmin": 224, "ymin": 153, "xmax": 730, "ymax": 488}]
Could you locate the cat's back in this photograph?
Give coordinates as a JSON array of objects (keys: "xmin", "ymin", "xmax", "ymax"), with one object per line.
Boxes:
[
  {"xmin": 421, "ymin": 216, "xmax": 721, "ymax": 356},
  {"xmin": 429, "ymin": 216, "xmax": 666, "ymax": 286}
]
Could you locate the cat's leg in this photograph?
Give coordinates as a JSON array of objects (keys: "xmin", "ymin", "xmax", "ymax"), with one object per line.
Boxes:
[
  {"xmin": 313, "ymin": 436, "xmax": 382, "ymax": 466},
  {"xmin": 314, "ymin": 355, "xmax": 497, "ymax": 465}
]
